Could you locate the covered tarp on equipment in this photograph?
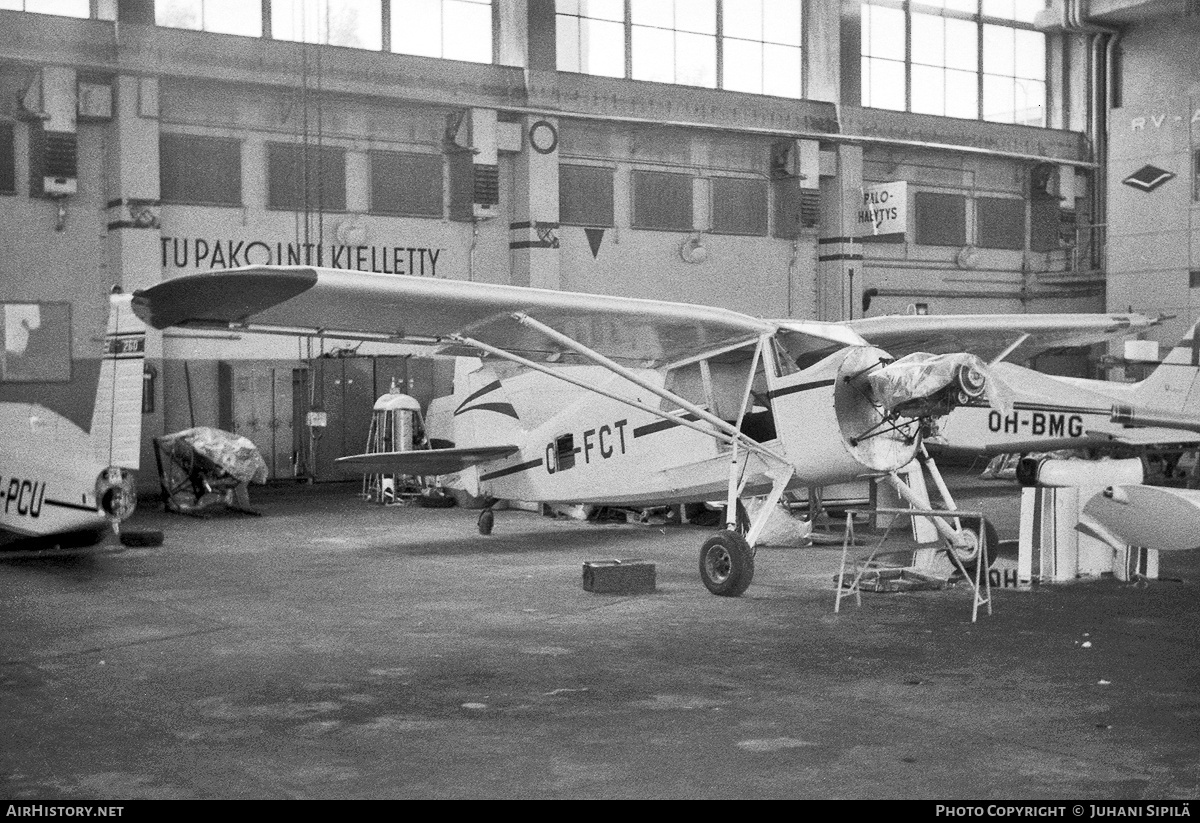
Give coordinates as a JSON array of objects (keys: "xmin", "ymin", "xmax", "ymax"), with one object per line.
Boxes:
[
  {"xmin": 154, "ymin": 427, "xmax": 268, "ymax": 515},
  {"xmin": 868, "ymin": 352, "xmax": 1012, "ymax": 417}
]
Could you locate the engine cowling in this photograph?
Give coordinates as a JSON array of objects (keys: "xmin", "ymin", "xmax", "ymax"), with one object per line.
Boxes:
[{"xmin": 770, "ymin": 346, "xmax": 919, "ymax": 486}]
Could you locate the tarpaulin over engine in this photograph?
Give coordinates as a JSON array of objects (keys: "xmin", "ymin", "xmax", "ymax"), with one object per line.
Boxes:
[{"xmin": 867, "ymin": 352, "xmax": 1012, "ymax": 417}]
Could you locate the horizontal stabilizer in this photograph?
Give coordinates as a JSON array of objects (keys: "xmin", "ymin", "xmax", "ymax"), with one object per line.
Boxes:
[
  {"xmin": 335, "ymin": 445, "xmax": 520, "ymax": 476},
  {"xmin": 1083, "ymin": 485, "xmax": 1200, "ymax": 552}
]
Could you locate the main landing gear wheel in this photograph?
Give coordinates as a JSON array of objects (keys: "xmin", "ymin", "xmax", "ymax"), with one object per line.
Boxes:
[
  {"xmin": 477, "ymin": 508, "xmax": 494, "ymax": 535},
  {"xmin": 946, "ymin": 516, "xmax": 998, "ymax": 580},
  {"xmin": 699, "ymin": 530, "xmax": 755, "ymax": 597}
]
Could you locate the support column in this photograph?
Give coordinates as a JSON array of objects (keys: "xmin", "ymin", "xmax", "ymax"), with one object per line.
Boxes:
[
  {"xmin": 104, "ymin": 74, "xmax": 161, "ymax": 298},
  {"xmin": 509, "ymin": 115, "xmax": 560, "ymax": 290},
  {"xmin": 508, "ymin": 0, "xmax": 561, "ymax": 290},
  {"xmin": 816, "ymin": 143, "xmax": 863, "ymax": 321},
  {"xmin": 103, "ymin": 73, "xmax": 163, "ymax": 485}
]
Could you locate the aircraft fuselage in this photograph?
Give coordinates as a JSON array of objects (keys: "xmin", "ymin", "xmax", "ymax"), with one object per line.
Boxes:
[
  {"xmin": 0, "ymin": 404, "xmax": 107, "ymax": 538},
  {"xmin": 939, "ymin": 361, "xmax": 1200, "ymax": 453}
]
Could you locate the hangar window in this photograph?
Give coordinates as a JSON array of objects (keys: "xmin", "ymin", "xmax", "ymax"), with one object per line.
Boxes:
[
  {"xmin": 556, "ymin": 1, "xmax": 801, "ymax": 99},
  {"xmin": 861, "ymin": 1, "xmax": 1047, "ymax": 127},
  {"xmin": 711, "ymin": 177, "xmax": 768, "ymax": 236},
  {"xmin": 559, "ymin": 165, "xmax": 614, "ymax": 227},
  {"xmin": 630, "ymin": 0, "xmax": 716, "ymax": 88},
  {"xmin": 1193, "ymin": 148, "xmax": 1200, "ymax": 202},
  {"xmin": 370, "ymin": 151, "xmax": 443, "ymax": 217},
  {"xmin": 1029, "ymin": 190, "xmax": 1060, "ymax": 253},
  {"xmin": 632, "ymin": 170, "xmax": 693, "ymax": 232},
  {"xmin": 267, "ymin": 142, "xmax": 346, "ymax": 212},
  {"xmin": 0, "ymin": 122, "xmax": 14, "ymax": 195},
  {"xmin": 392, "ymin": 0, "xmax": 494, "ymax": 63},
  {"xmin": 976, "ymin": 196, "xmax": 1024, "ymax": 250},
  {"xmin": 160, "ymin": 134, "xmax": 242, "ymax": 206},
  {"xmin": 1, "ymin": 302, "xmax": 71, "ymax": 383},
  {"xmin": 2, "ymin": 0, "xmax": 90, "ymax": 18},
  {"xmin": 158, "ymin": 0, "xmax": 263, "ymax": 36},
  {"xmin": 721, "ymin": 0, "xmax": 803, "ymax": 99},
  {"xmin": 272, "ymin": 0, "xmax": 381, "ymax": 48},
  {"xmin": 860, "ymin": 2, "xmax": 905, "ymax": 112},
  {"xmin": 556, "ymin": 0, "xmax": 626, "ymax": 78},
  {"xmin": 914, "ymin": 191, "xmax": 966, "ymax": 246},
  {"xmin": 554, "ymin": 0, "xmax": 624, "ymax": 77}
]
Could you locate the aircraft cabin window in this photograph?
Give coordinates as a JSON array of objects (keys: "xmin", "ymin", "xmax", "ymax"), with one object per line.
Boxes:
[
  {"xmin": 160, "ymin": 133, "xmax": 243, "ymax": 207},
  {"xmin": 1, "ymin": 302, "xmax": 71, "ymax": 383},
  {"xmin": 554, "ymin": 433, "xmax": 576, "ymax": 472}
]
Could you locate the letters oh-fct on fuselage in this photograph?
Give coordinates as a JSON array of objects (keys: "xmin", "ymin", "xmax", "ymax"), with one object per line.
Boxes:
[
  {"xmin": 988, "ymin": 409, "xmax": 1085, "ymax": 438},
  {"xmin": 545, "ymin": 419, "xmax": 629, "ymax": 474},
  {"xmin": 0, "ymin": 474, "xmax": 47, "ymax": 518}
]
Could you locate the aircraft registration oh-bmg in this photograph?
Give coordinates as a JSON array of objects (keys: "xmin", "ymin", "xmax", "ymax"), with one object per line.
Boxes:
[
  {"xmin": 131, "ymin": 267, "xmax": 1159, "ymax": 596},
  {"xmin": 907, "ymin": 318, "xmax": 1200, "ymax": 455},
  {"xmin": 1, "ymin": 290, "xmax": 146, "ymax": 546}
]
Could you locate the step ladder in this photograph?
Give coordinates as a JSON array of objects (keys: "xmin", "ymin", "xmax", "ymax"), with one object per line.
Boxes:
[{"xmin": 835, "ymin": 507, "xmax": 993, "ymax": 623}]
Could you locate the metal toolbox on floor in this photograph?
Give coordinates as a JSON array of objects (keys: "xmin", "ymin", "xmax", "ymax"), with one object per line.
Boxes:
[{"xmin": 582, "ymin": 559, "xmax": 656, "ymax": 594}]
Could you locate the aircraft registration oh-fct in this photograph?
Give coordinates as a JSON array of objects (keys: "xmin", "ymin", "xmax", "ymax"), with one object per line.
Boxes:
[
  {"xmin": 0, "ymin": 290, "xmax": 146, "ymax": 547},
  {"xmin": 921, "ymin": 319, "xmax": 1200, "ymax": 454},
  {"xmin": 131, "ymin": 266, "xmax": 1160, "ymax": 596}
]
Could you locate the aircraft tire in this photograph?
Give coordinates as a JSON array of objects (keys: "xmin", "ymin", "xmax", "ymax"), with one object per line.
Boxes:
[
  {"xmin": 119, "ymin": 529, "xmax": 164, "ymax": 547},
  {"xmin": 947, "ymin": 516, "xmax": 997, "ymax": 580},
  {"xmin": 477, "ymin": 509, "xmax": 494, "ymax": 535},
  {"xmin": 699, "ymin": 530, "xmax": 754, "ymax": 597}
]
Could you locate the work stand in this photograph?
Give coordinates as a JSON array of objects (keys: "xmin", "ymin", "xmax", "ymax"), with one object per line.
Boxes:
[{"xmin": 835, "ymin": 507, "xmax": 993, "ymax": 623}]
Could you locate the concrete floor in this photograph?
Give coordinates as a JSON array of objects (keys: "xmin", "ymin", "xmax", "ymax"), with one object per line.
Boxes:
[{"xmin": 2, "ymin": 473, "xmax": 1198, "ymax": 800}]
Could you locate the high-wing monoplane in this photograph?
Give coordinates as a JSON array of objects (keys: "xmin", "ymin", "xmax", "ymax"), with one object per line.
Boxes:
[
  {"xmin": 847, "ymin": 317, "xmax": 1200, "ymax": 455},
  {"xmin": 1, "ymin": 289, "xmax": 146, "ymax": 546},
  {"xmin": 131, "ymin": 267, "xmax": 1160, "ymax": 596}
]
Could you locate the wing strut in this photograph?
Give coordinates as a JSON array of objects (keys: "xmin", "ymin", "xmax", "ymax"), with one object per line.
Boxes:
[
  {"xmin": 990, "ymin": 333, "xmax": 1031, "ymax": 366},
  {"xmin": 511, "ymin": 312, "xmax": 786, "ymax": 464},
  {"xmin": 450, "ymin": 332, "xmax": 747, "ymax": 448}
]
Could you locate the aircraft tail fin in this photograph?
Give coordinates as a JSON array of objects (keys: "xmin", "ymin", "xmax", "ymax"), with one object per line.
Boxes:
[
  {"xmin": 89, "ymin": 291, "xmax": 147, "ymax": 470},
  {"xmin": 1131, "ymin": 319, "xmax": 1200, "ymax": 415}
]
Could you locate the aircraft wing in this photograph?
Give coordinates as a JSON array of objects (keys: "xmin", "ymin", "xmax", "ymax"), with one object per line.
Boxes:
[
  {"xmin": 845, "ymin": 313, "xmax": 1160, "ymax": 364},
  {"xmin": 335, "ymin": 445, "xmax": 520, "ymax": 476},
  {"xmin": 131, "ymin": 267, "xmax": 775, "ymax": 368},
  {"xmin": 1083, "ymin": 427, "xmax": 1200, "ymax": 447}
]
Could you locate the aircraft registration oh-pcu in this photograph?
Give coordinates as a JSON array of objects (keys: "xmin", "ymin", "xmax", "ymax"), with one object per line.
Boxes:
[
  {"xmin": 863, "ymin": 316, "xmax": 1200, "ymax": 455},
  {"xmin": 131, "ymin": 267, "xmax": 1160, "ymax": 596},
  {"xmin": 0, "ymin": 289, "xmax": 146, "ymax": 547}
]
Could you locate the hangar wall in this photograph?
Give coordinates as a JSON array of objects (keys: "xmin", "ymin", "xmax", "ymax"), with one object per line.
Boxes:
[
  {"xmin": 1102, "ymin": 11, "xmax": 1200, "ymax": 350},
  {"xmin": 0, "ymin": 1, "xmax": 1133, "ymax": 488}
]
